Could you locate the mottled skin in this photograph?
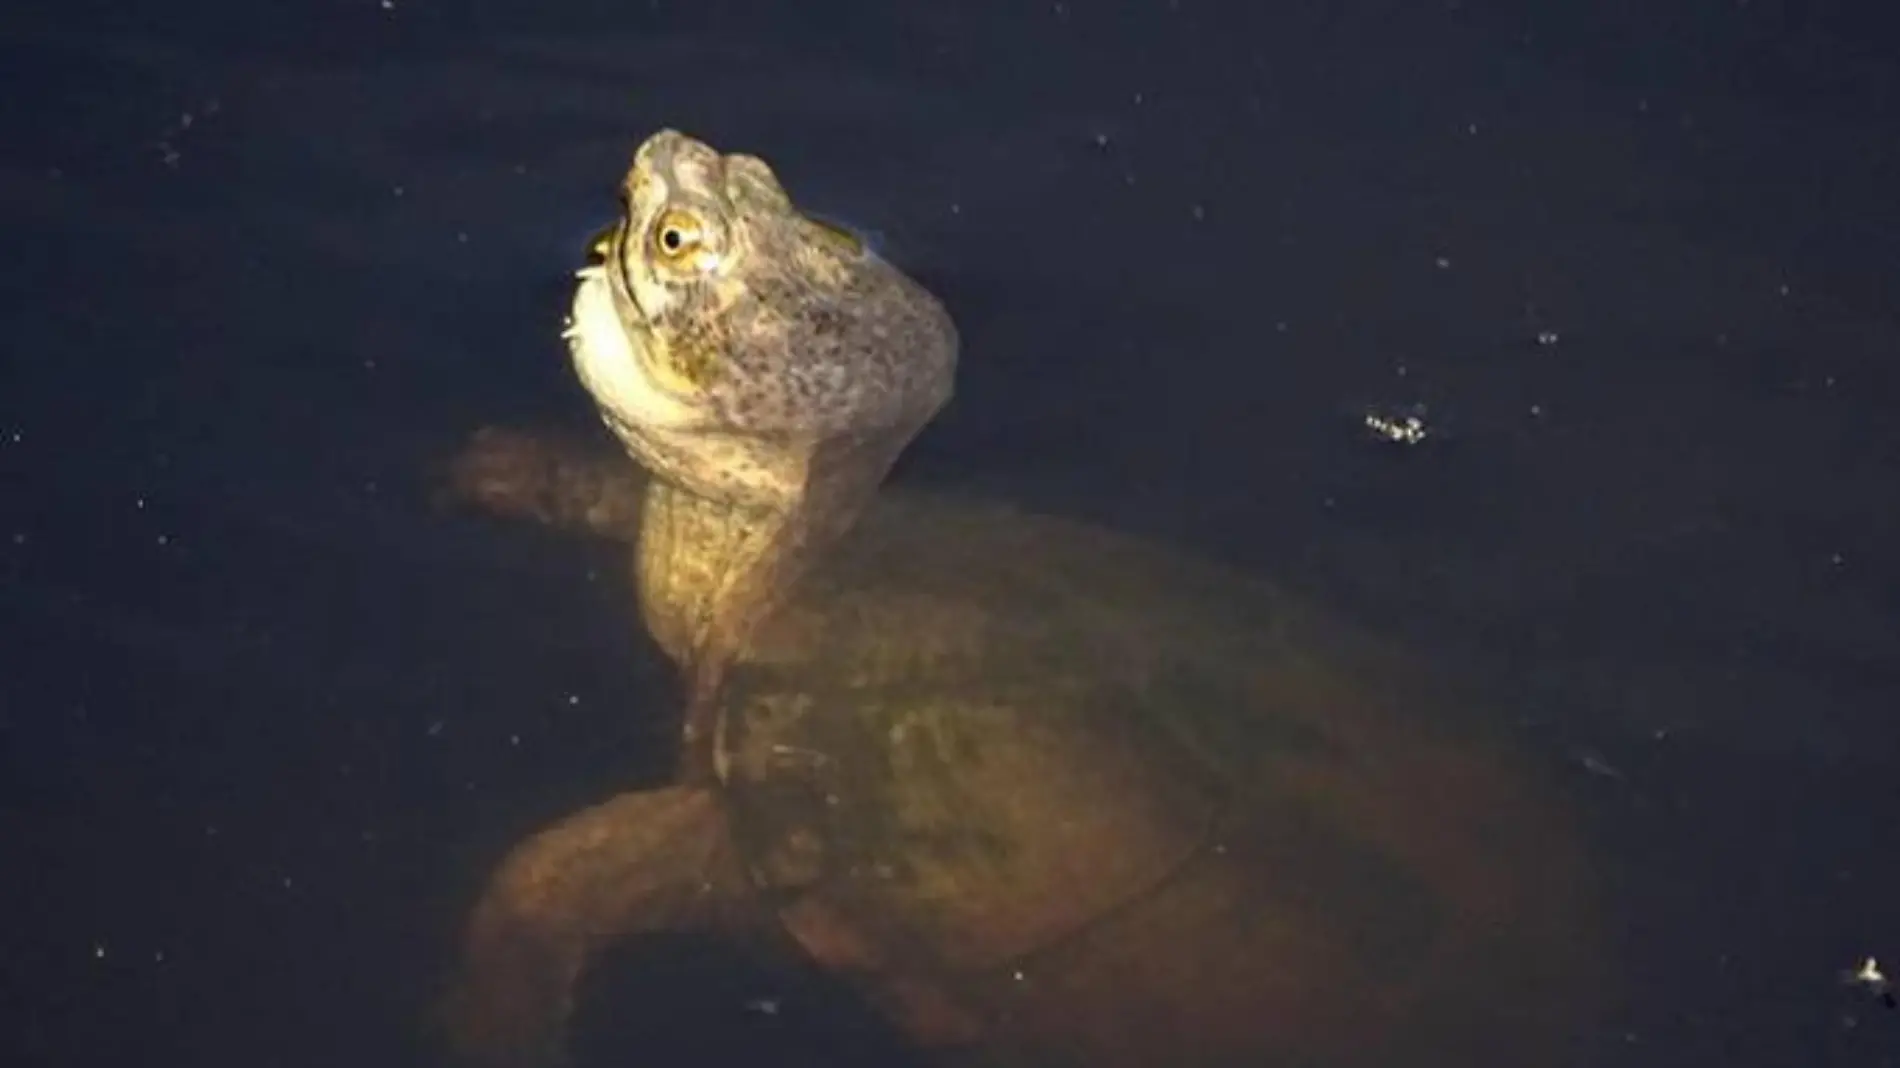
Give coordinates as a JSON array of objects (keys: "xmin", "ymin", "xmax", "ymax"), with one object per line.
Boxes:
[
  {"xmin": 435, "ymin": 437, "xmax": 1607, "ymax": 1068},
  {"xmin": 567, "ymin": 129, "xmax": 955, "ymax": 783},
  {"xmin": 432, "ymin": 133, "xmax": 1606, "ymax": 1067}
]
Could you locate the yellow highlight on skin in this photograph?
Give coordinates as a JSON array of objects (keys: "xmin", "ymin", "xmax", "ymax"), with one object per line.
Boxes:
[
  {"xmin": 806, "ymin": 217, "xmax": 865, "ymax": 257},
  {"xmin": 586, "ymin": 225, "xmax": 615, "ymax": 263}
]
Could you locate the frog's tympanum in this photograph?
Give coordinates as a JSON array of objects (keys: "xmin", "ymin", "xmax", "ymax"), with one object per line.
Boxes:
[{"xmin": 435, "ymin": 130, "xmax": 1606, "ymax": 1068}]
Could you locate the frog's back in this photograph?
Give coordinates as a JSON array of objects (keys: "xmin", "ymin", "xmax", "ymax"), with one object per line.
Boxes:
[{"xmin": 719, "ymin": 491, "xmax": 1608, "ymax": 1068}]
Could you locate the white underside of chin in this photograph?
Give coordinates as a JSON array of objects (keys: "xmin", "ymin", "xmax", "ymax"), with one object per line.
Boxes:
[
  {"xmin": 562, "ymin": 266, "xmax": 801, "ymax": 507},
  {"xmin": 564, "ymin": 266, "xmax": 699, "ymax": 432}
]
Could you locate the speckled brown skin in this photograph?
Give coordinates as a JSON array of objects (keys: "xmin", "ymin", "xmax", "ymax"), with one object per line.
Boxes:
[
  {"xmin": 565, "ymin": 129, "xmax": 956, "ymax": 784},
  {"xmin": 432, "ymin": 132, "xmax": 1601, "ymax": 1068},
  {"xmin": 434, "ymin": 436, "xmax": 1608, "ymax": 1068}
]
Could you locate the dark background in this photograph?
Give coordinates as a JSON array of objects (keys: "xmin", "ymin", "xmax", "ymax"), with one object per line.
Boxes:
[{"xmin": 3, "ymin": 1, "xmax": 1898, "ymax": 1065}]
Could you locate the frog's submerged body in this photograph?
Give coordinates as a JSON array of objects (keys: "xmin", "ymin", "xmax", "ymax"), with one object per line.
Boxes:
[{"xmin": 435, "ymin": 131, "xmax": 1605, "ymax": 1067}]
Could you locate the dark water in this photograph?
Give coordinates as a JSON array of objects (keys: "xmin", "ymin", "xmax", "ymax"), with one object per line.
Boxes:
[{"xmin": 3, "ymin": 1, "xmax": 1897, "ymax": 1065}]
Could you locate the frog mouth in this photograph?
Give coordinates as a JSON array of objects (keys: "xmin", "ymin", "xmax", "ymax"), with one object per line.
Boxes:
[
  {"xmin": 588, "ymin": 217, "xmax": 651, "ymax": 326},
  {"xmin": 574, "ymin": 216, "xmax": 713, "ymax": 406}
]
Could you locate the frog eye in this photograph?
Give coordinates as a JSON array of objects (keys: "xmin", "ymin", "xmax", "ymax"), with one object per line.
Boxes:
[{"xmin": 650, "ymin": 208, "xmax": 706, "ymax": 262}]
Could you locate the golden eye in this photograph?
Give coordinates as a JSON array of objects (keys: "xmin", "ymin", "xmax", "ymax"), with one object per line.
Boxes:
[{"xmin": 651, "ymin": 209, "xmax": 704, "ymax": 261}]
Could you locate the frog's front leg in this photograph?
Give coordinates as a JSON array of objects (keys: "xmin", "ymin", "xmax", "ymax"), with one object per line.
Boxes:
[{"xmin": 437, "ymin": 426, "xmax": 648, "ymax": 543}]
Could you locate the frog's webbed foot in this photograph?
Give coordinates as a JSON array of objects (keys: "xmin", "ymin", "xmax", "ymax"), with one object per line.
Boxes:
[
  {"xmin": 435, "ymin": 426, "xmax": 649, "ymax": 542},
  {"xmin": 436, "ymin": 786, "xmax": 753, "ymax": 1067}
]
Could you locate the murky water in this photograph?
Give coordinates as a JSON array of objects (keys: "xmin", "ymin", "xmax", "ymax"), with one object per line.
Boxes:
[{"xmin": 3, "ymin": 3, "xmax": 1896, "ymax": 1066}]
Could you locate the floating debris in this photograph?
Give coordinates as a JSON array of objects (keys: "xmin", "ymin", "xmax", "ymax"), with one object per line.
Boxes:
[
  {"xmin": 1361, "ymin": 403, "xmax": 1433, "ymax": 446},
  {"xmin": 1844, "ymin": 956, "xmax": 1894, "ymax": 1009}
]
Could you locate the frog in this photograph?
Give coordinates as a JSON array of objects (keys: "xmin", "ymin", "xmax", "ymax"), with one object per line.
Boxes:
[
  {"xmin": 433, "ymin": 129, "xmax": 1605, "ymax": 1068},
  {"xmin": 563, "ymin": 128, "xmax": 957, "ymax": 784}
]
